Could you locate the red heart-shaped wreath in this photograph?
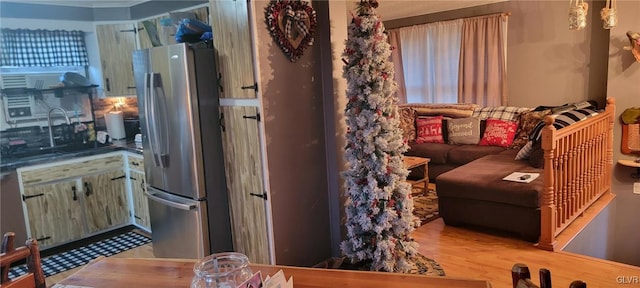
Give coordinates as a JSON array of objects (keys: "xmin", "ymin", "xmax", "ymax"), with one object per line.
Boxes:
[{"xmin": 265, "ymin": 0, "xmax": 317, "ymax": 62}]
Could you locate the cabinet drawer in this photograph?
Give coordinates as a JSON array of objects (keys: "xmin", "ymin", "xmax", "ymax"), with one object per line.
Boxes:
[
  {"xmin": 21, "ymin": 155, "xmax": 124, "ymax": 186},
  {"xmin": 128, "ymin": 154, "xmax": 144, "ymax": 171}
]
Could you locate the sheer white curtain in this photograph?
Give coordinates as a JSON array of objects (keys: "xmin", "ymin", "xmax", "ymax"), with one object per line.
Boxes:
[{"xmin": 398, "ymin": 19, "xmax": 463, "ymax": 104}]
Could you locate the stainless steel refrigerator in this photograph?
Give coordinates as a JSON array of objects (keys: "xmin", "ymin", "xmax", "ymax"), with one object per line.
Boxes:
[{"xmin": 133, "ymin": 42, "xmax": 232, "ymax": 259}]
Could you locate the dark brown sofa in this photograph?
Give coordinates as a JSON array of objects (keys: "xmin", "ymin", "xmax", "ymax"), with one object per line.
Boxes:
[
  {"xmin": 435, "ymin": 150, "xmax": 543, "ymax": 241},
  {"xmin": 398, "ymin": 101, "xmax": 610, "ymax": 245},
  {"xmin": 406, "ymin": 142, "xmax": 506, "ymax": 180},
  {"xmin": 398, "ymin": 103, "xmax": 545, "ymax": 241}
]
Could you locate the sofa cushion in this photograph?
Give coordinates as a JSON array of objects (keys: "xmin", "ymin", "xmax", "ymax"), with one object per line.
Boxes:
[
  {"xmin": 472, "ymin": 106, "xmax": 531, "ymax": 121},
  {"xmin": 510, "ymin": 109, "xmax": 551, "ymax": 150},
  {"xmin": 403, "ymin": 103, "xmax": 478, "ymax": 118},
  {"xmin": 528, "ymin": 142, "xmax": 545, "ymax": 168},
  {"xmin": 398, "ymin": 106, "xmax": 417, "ymax": 142},
  {"xmin": 479, "ymin": 118, "xmax": 518, "ymax": 148},
  {"xmin": 436, "ymin": 152, "xmax": 544, "ymax": 208},
  {"xmin": 406, "ymin": 142, "xmax": 454, "ymax": 164},
  {"xmin": 446, "ymin": 117, "xmax": 481, "ymax": 145},
  {"xmin": 416, "ymin": 116, "xmax": 444, "ymax": 143},
  {"xmin": 428, "ymin": 163, "xmax": 459, "ymax": 181},
  {"xmin": 447, "ymin": 144, "xmax": 506, "ymax": 165}
]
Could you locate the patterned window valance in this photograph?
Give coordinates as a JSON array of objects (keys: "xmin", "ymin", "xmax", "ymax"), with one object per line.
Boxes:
[{"xmin": 1, "ymin": 29, "xmax": 89, "ymax": 67}]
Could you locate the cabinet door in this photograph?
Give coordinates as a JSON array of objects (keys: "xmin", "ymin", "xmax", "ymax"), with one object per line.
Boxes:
[
  {"xmin": 138, "ymin": 18, "xmax": 162, "ymax": 49},
  {"xmin": 210, "ymin": 0, "xmax": 256, "ymax": 99},
  {"xmin": 161, "ymin": 6, "xmax": 210, "ymax": 46},
  {"xmin": 96, "ymin": 23, "xmax": 137, "ymax": 97},
  {"xmin": 220, "ymin": 106, "xmax": 269, "ymax": 263},
  {"xmin": 23, "ymin": 180, "xmax": 83, "ymax": 248},
  {"xmin": 83, "ymin": 169, "xmax": 129, "ymax": 234},
  {"xmin": 130, "ymin": 170, "xmax": 150, "ymax": 231}
]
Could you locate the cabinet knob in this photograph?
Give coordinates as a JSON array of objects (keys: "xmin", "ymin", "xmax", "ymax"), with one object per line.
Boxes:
[
  {"xmin": 84, "ymin": 182, "xmax": 93, "ymax": 197},
  {"xmin": 72, "ymin": 186, "xmax": 78, "ymax": 201}
]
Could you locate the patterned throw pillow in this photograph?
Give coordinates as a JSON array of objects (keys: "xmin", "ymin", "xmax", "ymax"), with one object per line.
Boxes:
[
  {"xmin": 529, "ymin": 108, "xmax": 600, "ymax": 142},
  {"xmin": 472, "ymin": 106, "xmax": 531, "ymax": 122},
  {"xmin": 416, "ymin": 115, "xmax": 444, "ymax": 144},
  {"xmin": 479, "ymin": 118, "xmax": 518, "ymax": 147},
  {"xmin": 510, "ymin": 109, "xmax": 552, "ymax": 150},
  {"xmin": 515, "ymin": 141, "xmax": 534, "ymax": 160},
  {"xmin": 447, "ymin": 117, "xmax": 481, "ymax": 145},
  {"xmin": 397, "ymin": 107, "xmax": 417, "ymax": 142}
]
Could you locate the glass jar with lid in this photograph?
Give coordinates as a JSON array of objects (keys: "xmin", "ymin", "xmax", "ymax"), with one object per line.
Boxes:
[{"xmin": 191, "ymin": 252, "xmax": 253, "ymax": 288}]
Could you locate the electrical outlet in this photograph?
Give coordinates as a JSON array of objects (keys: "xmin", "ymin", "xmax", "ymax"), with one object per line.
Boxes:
[{"xmin": 634, "ymin": 183, "xmax": 640, "ymax": 195}]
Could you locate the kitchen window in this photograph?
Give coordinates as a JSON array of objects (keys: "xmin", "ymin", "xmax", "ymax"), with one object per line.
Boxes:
[{"xmin": 1, "ymin": 28, "xmax": 89, "ymax": 67}]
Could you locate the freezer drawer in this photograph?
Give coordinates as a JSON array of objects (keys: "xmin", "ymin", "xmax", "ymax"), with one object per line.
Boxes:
[{"xmin": 146, "ymin": 187, "xmax": 209, "ymax": 259}]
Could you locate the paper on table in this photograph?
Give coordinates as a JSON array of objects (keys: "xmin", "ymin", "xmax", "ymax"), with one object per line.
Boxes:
[
  {"xmin": 502, "ymin": 172, "xmax": 540, "ymax": 183},
  {"xmin": 263, "ymin": 270, "xmax": 292, "ymax": 288}
]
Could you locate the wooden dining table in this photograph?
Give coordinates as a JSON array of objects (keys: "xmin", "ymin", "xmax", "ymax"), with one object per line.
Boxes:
[{"xmin": 54, "ymin": 257, "xmax": 492, "ymax": 288}]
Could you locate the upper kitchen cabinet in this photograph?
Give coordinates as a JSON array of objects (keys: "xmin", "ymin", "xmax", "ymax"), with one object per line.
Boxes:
[
  {"xmin": 210, "ymin": 0, "xmax": 257, "ymax": 99},
  {"xmin": 138, "ymin": 18, "xmax": 162, "ymax": 50},
  {"xmin": 160, "ymin": 6, "xmax": 211, "ymax": 46},
  {"xmin": 96, "ymin": 23, "xmax": 138, "ymax": 97}
]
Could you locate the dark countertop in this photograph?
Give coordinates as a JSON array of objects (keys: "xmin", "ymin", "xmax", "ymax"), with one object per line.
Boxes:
[{"xmin": 1, "ymin": 140, "xmax": 142, "ymax": 173}]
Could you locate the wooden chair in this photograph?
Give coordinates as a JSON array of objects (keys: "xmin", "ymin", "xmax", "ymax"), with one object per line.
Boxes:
[
  {"xmin": 0, "ymin": 232, "xmax": 46, "ymax": 288},
  {"xmin": 512, "ymin": 263, "xmax": 586, "ymax": 288}
]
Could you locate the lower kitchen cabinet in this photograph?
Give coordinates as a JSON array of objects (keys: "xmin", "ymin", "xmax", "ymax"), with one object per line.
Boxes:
[
  {"xmin": 129, "ymin": 170, "xmax": 150, "ymax": 230},
  {"xmin": 83, "ymin": 169, "xmax": 130, "ymax": 234},
  {"xmin": 22, "ymin": 180, "xmax": 84, "ymax": 247},
  {"xmin": 18, "ymin": 152, "xmax": 129, "ymax": 249}
]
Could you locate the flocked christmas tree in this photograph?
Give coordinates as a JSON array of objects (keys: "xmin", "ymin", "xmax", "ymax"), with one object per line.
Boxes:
[{"xmin": 340, "ymin": 0, "xmax": 420, "ymax": 273}]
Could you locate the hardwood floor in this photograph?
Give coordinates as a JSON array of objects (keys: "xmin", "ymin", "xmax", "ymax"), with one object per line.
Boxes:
[
  {"xmin": 45, "ymin": 220, "xmax": 640, "ymax": 287},
  {"xmin": 413, "ymin": 218, "xmax": 640, "ymax": 287}
]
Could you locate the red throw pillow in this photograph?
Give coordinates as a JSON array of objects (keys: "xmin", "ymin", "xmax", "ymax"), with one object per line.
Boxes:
[
  {"xmin": 415, "ymin": 116, "xmax": 444, "ymax": 144},
  {"xmin": 479, "ymin": 118, "xmax": 518, "ymax": 147}
]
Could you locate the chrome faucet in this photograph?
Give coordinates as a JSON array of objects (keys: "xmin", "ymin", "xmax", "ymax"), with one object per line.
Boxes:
[{"xmin": 48, "ymin": 107, "xmax": 71, "ymax": 147}]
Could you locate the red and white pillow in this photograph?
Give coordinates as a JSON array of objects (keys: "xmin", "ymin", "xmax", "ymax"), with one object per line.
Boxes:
[
  {"xmin": 479, "ymin": 118, "xmax": 518, "ymax": 147},
  {"xmin": 416, "ymin": 116, "xmax": 444, "ymax": 144}
]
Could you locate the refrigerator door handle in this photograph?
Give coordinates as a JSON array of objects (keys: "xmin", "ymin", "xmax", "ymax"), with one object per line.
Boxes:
[
  {"xmin": 152, "ymin": 73, "xmax": 170, "ymax": 168},
  {"xmin": 145, "ymin": 190, "xmax": 195, "ymax": 211},
  {"xmin": 148, "ymin": 73, "xmax": 164, "ymax": 168},
  {"xmin": 143, "ymin": 73, "xmax": 160, "ymax": 168}
]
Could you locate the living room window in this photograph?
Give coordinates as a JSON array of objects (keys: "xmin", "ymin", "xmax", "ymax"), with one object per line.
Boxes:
[{"xmin": 388, "ymin": 13, "xmax": 508, "ymax": 106}]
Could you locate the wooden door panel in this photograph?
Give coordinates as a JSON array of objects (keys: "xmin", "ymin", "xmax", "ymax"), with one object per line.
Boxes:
[
  {"xmin": 130, "ymin": 170, "xmax": 151, "ymax": 230},
  {"xmin": 83, "ymin": 170, "xmax": 129, "ymax": 234},
  {"xmin": 23, "ymin": 180, "xmax": 83, "ymax": 248},
  {"xmin": 210, "ymin": 0, "xmax": 256, "ymax": 99},
  {"xmin": 190, "ymin": 6, "xmax": 210, "ymax": 24},
  {"xmin": 96, "ymin": 24, "xmax": 137, "ymax": 96},
  {"xmin": 221, "ymin": 106, "xmax": 269, "ymax": 263},
  {"xmin": 138, "ymin": 18, "xmax": 161, "ymax": 49}
]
